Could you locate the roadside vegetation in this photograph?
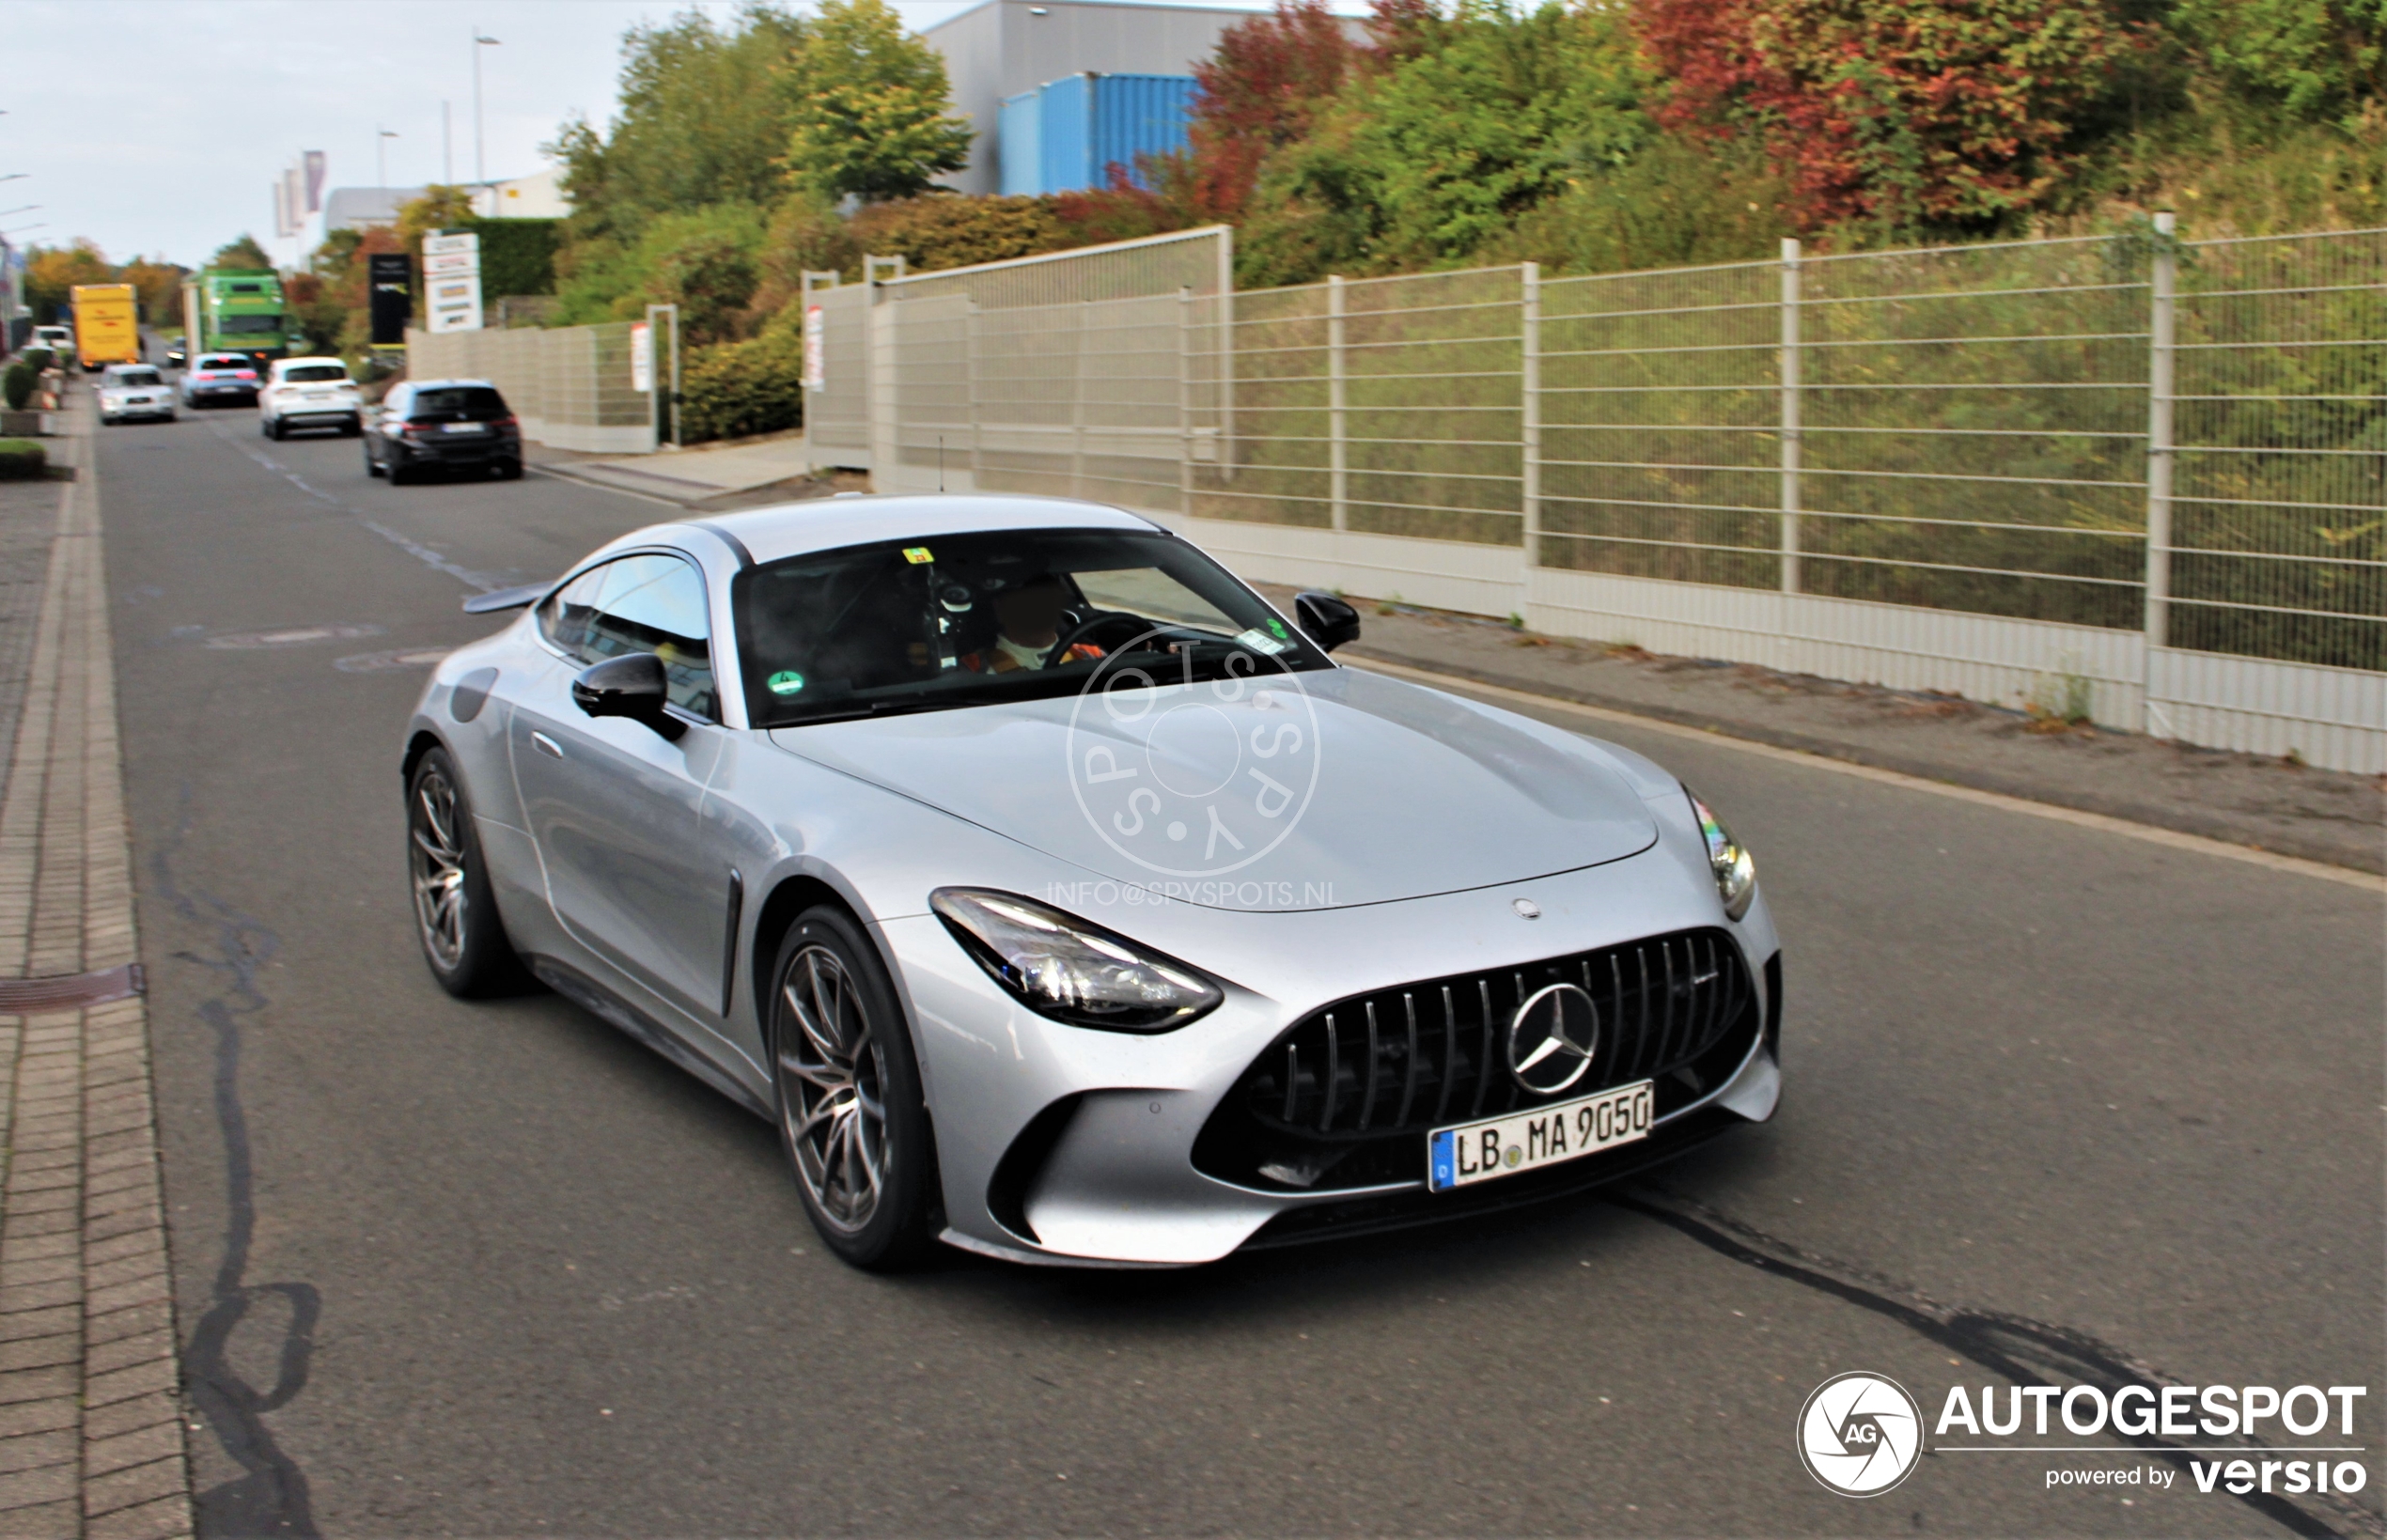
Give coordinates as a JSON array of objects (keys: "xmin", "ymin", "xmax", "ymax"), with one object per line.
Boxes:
[{"xmin": 208, "ymin": 0, "xmax": 2379, "ymax": 443}]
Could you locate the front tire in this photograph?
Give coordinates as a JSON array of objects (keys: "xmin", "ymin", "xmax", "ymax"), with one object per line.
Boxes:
[
  {"xmin": 768, "ymin": 909, "xmax": 938, "ymax": 1269},
  {"xmin": 406, "ymin": 747, "xmax": 525, "ymax": 998}
]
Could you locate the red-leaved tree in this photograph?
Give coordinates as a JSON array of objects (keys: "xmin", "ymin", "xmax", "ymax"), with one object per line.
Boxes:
[
  {"xmin": 1053, "ymin": 0, "xmax": 1377, "ymax": 235},
  {"xmin": 1635, "ymin": 0, "xmax": 2135, "ymax": 232}
]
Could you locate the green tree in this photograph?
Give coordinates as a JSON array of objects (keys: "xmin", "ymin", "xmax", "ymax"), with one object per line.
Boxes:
[
  {"xmin": 23, "ymin": 241, "xmax": 114, "ymax": 324},
  {"xmin": 779, "ymin": 0, "xmax": 972, "ymax": 201},
  {"xmin": 396, "ymin": 186, "xmax": 479, "ymax": 255},
  {"xmin": 208, "ymin": 234, "xmax": 273, "ymax": 270},
  {"xmin": 1239, "ymin": 1, "xmax": 1655, "ymax": 281},
  {"xmin": 550, "ymin": 3, "xmax": 809, "ymax": 247},
  {"xmin": 2172, "ymin": 0, "xmax": 2385, "ymax": 122}
]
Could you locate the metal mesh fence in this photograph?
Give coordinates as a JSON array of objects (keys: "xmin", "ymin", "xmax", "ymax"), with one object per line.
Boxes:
[
  {"xmin": 2171, "ymin": 229, "xmax": 2385, "ymax": 671},
  {"xmin": 1539, "ymin": 259, "xmax": 1781, "ymax": 587},
  {"xmin": 819, "ymin": 223, "xmax": 2381, "ymax": 684},
  {"xmin": 1192, "ymin": 268, "xmax": 1525, "ymax": 544}
]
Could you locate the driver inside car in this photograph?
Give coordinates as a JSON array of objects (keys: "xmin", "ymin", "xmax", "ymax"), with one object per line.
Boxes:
[{"xmin": 959, "ymin": 575, "xmax": 1106, "ymax": 674}]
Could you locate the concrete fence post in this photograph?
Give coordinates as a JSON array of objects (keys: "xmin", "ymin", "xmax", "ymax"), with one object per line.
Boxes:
[
  {"xmin": 1779, "ymin": 237, "xmax": 1802, "ymax": 596},
  {"xmin": 1328, "ymin": 274, "xmax": 1348, "ymax": 534},
  {"xmin": 1178, "ymin": 287, "xmax": 1194, "ymax": 515},
  {"xmin": 2145, "ymin": 210, "xmax": 2178, "ymax": 658},
  {"xmin": 1521, "ymin": 260, "xmax": 1541, "ymax": 573}
]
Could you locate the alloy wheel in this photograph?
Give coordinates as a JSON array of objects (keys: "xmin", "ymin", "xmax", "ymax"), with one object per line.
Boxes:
[
  {"xmin": 775, "ymin": 945, "xmax": 889, "ymax": 1234},
  {"xmin": 408, "ymin": 761, "xmax": 468, "ymax": 971}
]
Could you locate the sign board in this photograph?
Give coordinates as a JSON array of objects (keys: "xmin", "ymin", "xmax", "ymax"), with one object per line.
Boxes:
[
  {"xmin": 422, "ymin": 231, "xmax": 482, "ymax": 334},
  {"xmin": 630, "ymin": 321, "xmax": 653, "ymax": 392},
  {"xmin": 803, "ymin": 304, "xmax": 826, "ymax": 391},
  {"xmin": 367, "ymin": 253, "xmax": 413, "ymax": 345}
]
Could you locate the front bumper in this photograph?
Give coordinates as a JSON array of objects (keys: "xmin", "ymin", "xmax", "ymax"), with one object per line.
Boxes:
[{"xmin": 886, "ymin": 850, "xmax": 1783, "ymax": 1268}]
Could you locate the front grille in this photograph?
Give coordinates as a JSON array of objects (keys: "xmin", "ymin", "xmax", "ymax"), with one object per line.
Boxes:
[{"xmin": 1193, "ymin": 927, "xmax": 1758, "ymax": 1192}]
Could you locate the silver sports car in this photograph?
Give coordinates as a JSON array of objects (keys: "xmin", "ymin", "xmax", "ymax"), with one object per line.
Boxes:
[{"xmin": 404, "ymin": 495, "xmax": 1782, "ymax": 1269}]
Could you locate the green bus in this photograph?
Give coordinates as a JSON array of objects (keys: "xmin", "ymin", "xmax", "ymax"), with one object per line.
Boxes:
[{"xmin": 180, "ymin": 270, "xmax": 305, "ymax": 368}]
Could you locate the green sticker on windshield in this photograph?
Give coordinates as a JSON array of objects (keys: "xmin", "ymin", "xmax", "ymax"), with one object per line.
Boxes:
[
  {"xmin": 767, "ymin": 670, "xmax": 806, "ymax": 695},
  {"xmin": 1266, "ymin": 617, "xmax": 1289, "ymax": 639},
  {"xmin": 902, "ymin": 546, "xmax": 934, "ymax": 565}
]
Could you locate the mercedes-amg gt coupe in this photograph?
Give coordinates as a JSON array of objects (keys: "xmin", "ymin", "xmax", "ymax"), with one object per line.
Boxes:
[{"xmin": 402, "ymin": 494, "xmax": 1782, "ymax": 1268}]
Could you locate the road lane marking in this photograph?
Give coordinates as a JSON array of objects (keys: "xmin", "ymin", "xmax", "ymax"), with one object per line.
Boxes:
[{"xmin": 1351, "ymin": 657, "xmax": 2385, "ymax": 894}]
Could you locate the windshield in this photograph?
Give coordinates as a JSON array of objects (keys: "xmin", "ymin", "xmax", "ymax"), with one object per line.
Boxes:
[
  {"xmin": 196, "ymin": 357, "xmax": 251, "ymax": 372},
  {"xmin": 282, "ymin": 365, "xmax": 347, "ymax": 383},
  {"xmin": 734, "ymin": 527, "xmax": 1328, "ymax": 728},
  {"xmin": 110, "ymin": 369, "xmax": 161, "ymax": 387}
]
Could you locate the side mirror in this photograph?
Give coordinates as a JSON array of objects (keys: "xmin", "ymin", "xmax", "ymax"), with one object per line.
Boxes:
[
  {"xmin": 1293, "ymin": 590, "xmax": 1361, "ymax": 653},
  {"xmin": 571, "ymin": 653, "xmax": 686, "ymax": 740}
]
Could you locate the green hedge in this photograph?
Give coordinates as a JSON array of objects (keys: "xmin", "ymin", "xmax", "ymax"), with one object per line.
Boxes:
[
  {"xmin": 466, "ymin": 217, "xmax": 561, "ymax": 298},
  {"xmin": 679, "ymin": 320, "xmax": 805, "ymax": 444},
  {"xmin": 2, "ymin": 362, "xmax": 34, "ymax": 412},
  {"xmin": 0, "ymin": 440, "xmax": 45, "ymax": 479}
]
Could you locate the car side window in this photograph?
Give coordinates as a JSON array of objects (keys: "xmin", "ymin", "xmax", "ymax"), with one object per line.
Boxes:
[{"xmin": 540, "ymin": 553, "xmax": 718, "ymax": 720}]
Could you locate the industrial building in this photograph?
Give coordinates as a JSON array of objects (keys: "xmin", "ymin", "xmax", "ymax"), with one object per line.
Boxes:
[{"xmin": 921, "ymin": 0, "xmax": 1258, "ymax": 195}]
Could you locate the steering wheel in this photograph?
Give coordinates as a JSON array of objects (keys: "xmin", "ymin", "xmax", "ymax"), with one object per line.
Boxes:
[{"xmin": 1041, "ymin": 609, "xmax": 1146, "ymax": 666}]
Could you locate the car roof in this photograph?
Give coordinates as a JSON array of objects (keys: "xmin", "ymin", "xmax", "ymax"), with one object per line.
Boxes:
[
  {"xmin": 403, "ymin": 378, "xmax": 498, "ymax": 390},
  {"xmin": 685, "ymin": 494, "xmax": 1165, "ymax": 568},
  {"xmin": 274, "ymin": 356, "xmax": 346, "ymax": 369}
]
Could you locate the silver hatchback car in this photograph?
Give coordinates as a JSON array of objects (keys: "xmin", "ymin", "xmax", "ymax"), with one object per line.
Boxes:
[{"xmin": 403, "ymin": 496, "xmax": 1782, "ymax": 1268}]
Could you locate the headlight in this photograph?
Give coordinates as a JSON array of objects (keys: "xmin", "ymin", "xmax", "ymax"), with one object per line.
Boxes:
[
  {"xmin": 930, "ymin": 888, "xmax": 1222, "ymax": 1032},
  {"xmin": 1686, "ymin": 789, "xmax": 1756, "ymax": 920}
]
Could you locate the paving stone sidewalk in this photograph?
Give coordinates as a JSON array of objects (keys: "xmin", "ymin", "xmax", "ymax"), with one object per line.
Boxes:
[{"xmin": 0, "ymin": 418, "xmax": 193, "ymax": 1537}]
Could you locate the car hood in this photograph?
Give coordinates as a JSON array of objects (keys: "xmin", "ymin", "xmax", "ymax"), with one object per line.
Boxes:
[{"xmin": 770, "ymin": 666, "xmax": 1658, "ymax": 912}]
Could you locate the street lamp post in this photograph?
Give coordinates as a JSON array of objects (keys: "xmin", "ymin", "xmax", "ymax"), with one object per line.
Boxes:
[
  {"xmin": 377, "ymin": 127, "xmax": 398, "ymax": 191},
  {"xmin": 473, "ymin": 32, "xmax": 501, "ymax": 190}
]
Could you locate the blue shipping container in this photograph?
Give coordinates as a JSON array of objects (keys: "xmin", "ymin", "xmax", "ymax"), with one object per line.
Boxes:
[
  {"xmin": 998, "ymin": 89, "xmax": 1041, "ymax": 198},
  {"xmin": 999, "ymin": 72, "xmax": 1196, "ymax": 196}
]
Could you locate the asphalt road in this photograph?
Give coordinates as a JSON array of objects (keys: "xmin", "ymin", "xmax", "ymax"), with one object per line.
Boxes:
[{"xmin": 93, "ymin": 396, "xmax": 2384, "ymax": 1537}]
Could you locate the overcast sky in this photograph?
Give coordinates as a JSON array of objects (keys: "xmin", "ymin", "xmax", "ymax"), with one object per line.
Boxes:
[{"xmin": 8, "ymin": 0, "xmax": 1280, "ymax": 271}]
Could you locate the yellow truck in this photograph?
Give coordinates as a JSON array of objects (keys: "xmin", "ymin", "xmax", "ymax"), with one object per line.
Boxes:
[{"xmin": 69, "ymin": 285, "xmax": 142, "ymax": 372}]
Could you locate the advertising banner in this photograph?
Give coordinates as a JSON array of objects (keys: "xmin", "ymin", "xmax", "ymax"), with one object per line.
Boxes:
[
  {"xmin": 803, "ymin": 304, "xmax": 825, "ymax": 391},
  {"xmin": 630, "ymin": 321, "xmax": 653, "ymax": 393}
]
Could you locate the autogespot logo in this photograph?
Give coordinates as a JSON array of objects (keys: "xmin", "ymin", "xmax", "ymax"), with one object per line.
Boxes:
[
  {"xmin": 1066, "ymin": 626, "xmax": 1322, "ymax": 879},
  {"xmin": 1800, "ymin": 1372, "xmax": 1926, "ymax": 1497}
]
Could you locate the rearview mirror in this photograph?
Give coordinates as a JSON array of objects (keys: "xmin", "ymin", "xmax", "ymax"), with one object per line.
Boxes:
[
  {"xmin": 1293, "ymin": 590, "xmax": 1361, "ymax": 653},
  {"xmin": 571, "ymin": 654, "xmax": 686, "ymax": 741}
]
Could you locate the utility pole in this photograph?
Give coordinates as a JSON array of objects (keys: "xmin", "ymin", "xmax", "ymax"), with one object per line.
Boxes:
[
  {"xmin": 473, "ymin": 31, "xmax": 501, "ymax": 189},
  {"xmin": 377, "ymin": 127, "xmax": 398, "ymax": 191},
  {"xmin": 443, "ymin": 101, "xmax": 452, "ymax": 185}
]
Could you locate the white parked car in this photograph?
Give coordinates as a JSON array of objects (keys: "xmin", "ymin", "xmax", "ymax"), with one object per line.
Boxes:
[
  {"xmin": 97, "ymin": 364, "xmax": 175, "ymax": 426},
  {"xmin": 258, "ymin": 356, "xmax": 364, "ymax": 440},
  {"xmin": 27, "ymin": 325, "xmax": 73, "ymax": 361}
]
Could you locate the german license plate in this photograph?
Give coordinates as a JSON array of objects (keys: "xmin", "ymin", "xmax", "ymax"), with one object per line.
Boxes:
[
  {"xmin": 442, "ymin": 422, "xmax": 488, "ymax": 435},
  {"xmin": 1428, "ymin": 1080, "xmax": 1652, "ymax": 1192}
]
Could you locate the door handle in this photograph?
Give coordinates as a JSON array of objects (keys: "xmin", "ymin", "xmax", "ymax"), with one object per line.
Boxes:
[{"xmin": 529, "ymin": 731, "xmax": 563, "ymax": 758}]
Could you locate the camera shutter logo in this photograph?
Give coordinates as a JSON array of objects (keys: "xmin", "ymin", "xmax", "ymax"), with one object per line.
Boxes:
[
  {"xmin": 1798, "ymin": 1373, "xmax": 1925, "ymax": 1496},
  {"xmin": 1067, "ymin": 628, "xmax": 1322, "ymax": 879},
  {"xmin": 1506, "ymin": 982, "xmax": 1599, "ymax": 1094}
]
